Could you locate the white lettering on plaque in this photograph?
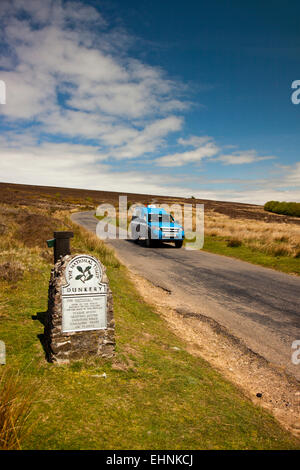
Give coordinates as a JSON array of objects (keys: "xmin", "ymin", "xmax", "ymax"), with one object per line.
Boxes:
[{"xmin": 61, "ymin": 255, "xmax": 107, "ymax": 333}]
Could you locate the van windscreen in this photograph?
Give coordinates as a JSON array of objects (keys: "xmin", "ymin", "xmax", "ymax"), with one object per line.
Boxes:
[{"xmin": 148, "ymin": 213, "xmax": 174, "ymax": 223}]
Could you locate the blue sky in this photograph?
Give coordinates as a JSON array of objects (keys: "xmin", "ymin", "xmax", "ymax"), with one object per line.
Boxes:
[{"xmin": 0, "ymin": 0, "xmax": 300, "ymax": 203}]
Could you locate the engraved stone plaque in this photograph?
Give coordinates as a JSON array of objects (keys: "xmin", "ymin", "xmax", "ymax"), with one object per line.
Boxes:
[{"xmin": 62, "ymin": 255, "xmax": 107, "ymax": 333}]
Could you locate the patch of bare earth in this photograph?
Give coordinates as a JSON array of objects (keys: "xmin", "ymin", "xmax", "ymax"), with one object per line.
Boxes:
[{"xmin": 125, "ymin": 268, "xmax": 300, "ymax": 438}]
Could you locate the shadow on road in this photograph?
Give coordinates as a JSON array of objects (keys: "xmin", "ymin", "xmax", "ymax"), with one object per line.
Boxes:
[{"xmin": 125, "ymin": 239, "xmax": 178, "ymax": 249}]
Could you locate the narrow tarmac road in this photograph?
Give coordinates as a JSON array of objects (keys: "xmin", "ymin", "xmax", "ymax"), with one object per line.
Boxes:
[{"xmin": 72, "ymin": 210, "xmax": 300, "ymax": 380}]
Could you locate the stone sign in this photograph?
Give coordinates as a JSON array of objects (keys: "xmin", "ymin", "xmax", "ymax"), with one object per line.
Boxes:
[
  {"xmin": 62, "ymin": 255, "xmax": 107, "ymax": 333},
  {"xmin": 44, "ymin": 254, "xmax": 115, "ymax": 363}
]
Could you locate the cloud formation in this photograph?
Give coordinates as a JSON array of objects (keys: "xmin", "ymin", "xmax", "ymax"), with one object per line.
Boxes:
[
  {"xmin": 217, "ymin": 150, "xmax": 275, "ymax": 165},
  {"xmin": 0, "ymin": 0, "xmax": 185, "ymax": 157},
  {"xmin": 0, "ymin": 0, "xmax": 298, "ymax": 204},
  {"xmin": 155, "ymin": 137, "xmax": 219, "ymax": 167},
  {"xmin": 155, "ymin": 138, "xmax": 275, "ymax": 168}
]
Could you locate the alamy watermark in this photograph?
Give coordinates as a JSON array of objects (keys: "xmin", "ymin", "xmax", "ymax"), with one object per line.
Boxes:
[
  {"xmin": 95, "ymin": 196, "xmax": 204, "ymax": 250},
  {"xmin": 0, "ymin": 80, "xmax": 6, "ymax": 104},
  {"xmin": 0, "ymin": 340, "xmax": 6, "ymax": 365},
  {"xmin": 291, "ymin": 80, "xmax": 300, "ymax": 105},
  {"xmin": 292, "ymin": 340, "xmax": 300, "ymax": 365}
]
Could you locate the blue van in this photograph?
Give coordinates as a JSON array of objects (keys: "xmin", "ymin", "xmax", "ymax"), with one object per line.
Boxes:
[{"xmin": 130, "ymin": 205, "xmax": 185, "ymax": 248}]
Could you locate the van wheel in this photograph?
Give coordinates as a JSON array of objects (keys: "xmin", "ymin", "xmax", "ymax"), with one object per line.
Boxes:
[
  {"xmin": 131, "ymin": 230, "xmax": 139, "ymax": 243},
  {"xmin": 175, "ymin": 240, "xmax": 183, "ymax": 248}
]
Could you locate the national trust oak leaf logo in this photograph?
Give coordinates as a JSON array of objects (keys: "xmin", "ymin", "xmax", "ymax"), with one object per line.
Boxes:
[{"xmin": 75, "ymin": 265, "xmax": 94, "ymax": 283}]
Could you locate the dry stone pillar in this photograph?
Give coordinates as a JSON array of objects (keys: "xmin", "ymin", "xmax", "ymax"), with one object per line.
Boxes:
[{"xmin": 44, "ymin": 254, "xmax": 115, "ymax": 363}]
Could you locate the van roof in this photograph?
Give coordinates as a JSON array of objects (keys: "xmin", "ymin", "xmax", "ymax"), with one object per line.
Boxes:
[{"xmin": 140, "ymin": 206, "xmax": 168, "ymax": 214}]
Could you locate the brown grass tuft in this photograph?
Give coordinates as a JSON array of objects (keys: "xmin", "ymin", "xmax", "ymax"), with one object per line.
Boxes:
[
  {"xmin": 0, "ymin": 262, "xmax": 24, "ymax": 283},
  {"xmin": 15, "ymin": 212, "xmax": 63, "ymax": 248},
  {"xmin": 293, "ymin": 249, "xmax": 300, "ymax": 259},
  {"xmin": 226, "ymin": 238, "xmax": 242, "ymax": 247},
  {"xmin": 0, "ymin": 224, "xmax": 7, "ymax": 235},
  {"xmin": 0, "ymin": 369, "xmax": 34, "ymax": 450}
]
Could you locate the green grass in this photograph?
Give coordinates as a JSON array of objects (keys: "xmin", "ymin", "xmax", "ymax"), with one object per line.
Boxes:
[
  {"xmin": 203, "ymin": 235, "xmax": 300, "ymax": 275},
  {"xmin": 0, "ymin": 223, "xmax": 299, "ymax": 449}
]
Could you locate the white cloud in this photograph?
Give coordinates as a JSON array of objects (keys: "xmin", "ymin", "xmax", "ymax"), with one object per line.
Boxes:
[
  {"xmin": 106, "ymin": 116, "xmax": 183, "ymax": 160},
  {"xmin": 214, "ymin": 188, "xmax": 300, "ymax": 204},
  {"xmin": 0, "ymin": 0, "xmax": 186, "ymax": 152},
  {"xmin": 285, "ymin": 161, "xmax": 300, "ymax": 186},
  {"xmin": 217, "ymin": 150, "xmax": 275, "ymax": 165},
  {"xmin": 155, "ymin": 138, "xmax": 219, "ymax": 167},
  {"xmin": 154, "ymin": 141, "xmax": 276, "ymax": 168},
  {"xmin": 0, "ymin": 0, "xmax": 105, "ymax": 28},
  {"xmin": 0, "ymin": 139, "xmax": 199, "ymax": 197},
  {"xmin": 178, "ymin": 135, "xmax": 211, "ymax": 147}
]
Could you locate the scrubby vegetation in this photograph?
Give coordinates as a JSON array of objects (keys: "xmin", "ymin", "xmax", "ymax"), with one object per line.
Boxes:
[
  {"xmin": 0, "ymin": 262, "xmax": 24, "ymax": 283},
  {"xmin": 0, "ymin": 369, "xmax": 35, "ymax": 449},
  {"xmin": 264, "ymin": 201, "xmax": 300, "ymax": 218},
  {"xmin": 205, "ymin": 212, "xmax": 300, "ymax": 263}
]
